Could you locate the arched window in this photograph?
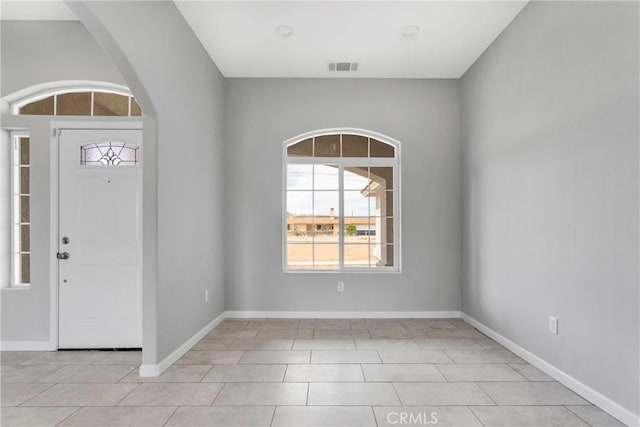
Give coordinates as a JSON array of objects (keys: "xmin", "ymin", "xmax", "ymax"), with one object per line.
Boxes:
[
  {"xmin": 12, "ymin": 89, "xmax": 141, "ymax": 117},
  {"xmin": 284, "ymin": 130, "xmax": 400, "ymax": 271}
]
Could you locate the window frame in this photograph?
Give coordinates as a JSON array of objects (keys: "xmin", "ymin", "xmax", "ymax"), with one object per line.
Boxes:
[
  {"xmin": 283, "ymin": 129, "xmax": 401, "ymax": 273},
  {"xmin": 10, "ymin": 131, "xmax": 30, "ymax": 288}
]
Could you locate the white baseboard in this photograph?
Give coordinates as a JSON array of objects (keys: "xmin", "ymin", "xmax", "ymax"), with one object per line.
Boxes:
[
  {"xmin": 461, "ymin": 313, "xmax": 639, "ymax": 427},
  {"xmin": 138, "ymin": 311, "xmax": 225, "ymax": 377},
  {"xmin": 224, "ymin": 310, "xmax": 462, "ymax": 319},
  {"xmin": 0, "ymin": 341, "xmax": 54, "ymax": 351}
]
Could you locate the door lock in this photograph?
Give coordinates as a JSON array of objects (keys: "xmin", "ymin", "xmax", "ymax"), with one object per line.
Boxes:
[
  {"xmin": 61, "ymin": 237, "xmax": 70, "ymax": 244},
  {"xmin": 56, "ymin": 252, "xmax": 70, "ymax": 260}
]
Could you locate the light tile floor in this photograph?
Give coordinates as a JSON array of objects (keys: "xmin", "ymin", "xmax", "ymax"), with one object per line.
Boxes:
[{"xmin": 1, "ymin": 318, "xmax": 626, "ymax": 426}]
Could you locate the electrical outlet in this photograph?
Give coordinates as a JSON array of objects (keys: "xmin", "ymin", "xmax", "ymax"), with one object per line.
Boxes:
[
  {"xmin": 549, "ymin": 316, "xmax": 558, "ymax": 334},
  {"xmin": 205, "ymin": 290, "xmax": 209, "ymax": 303},
  {"xmin": 337, "ymin": 281, "xmax": 344, "ymax": 292}
]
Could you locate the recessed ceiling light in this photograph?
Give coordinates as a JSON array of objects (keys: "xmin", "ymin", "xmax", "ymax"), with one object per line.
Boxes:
[
  {"xmin": 402, "ymin": 25, "xmax": 420, "ymax": 38},
  {"xmin": 275, "ymin": 25, "xmax": 293, "ymax": 38}
]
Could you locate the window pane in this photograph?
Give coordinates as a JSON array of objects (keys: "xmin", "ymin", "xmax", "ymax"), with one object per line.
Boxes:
[
  {"xmin": 344, "ymin": 217, "xmax": 373, "ymax": 237},
  {"xmin": 313, "ymin": 164, "xmax": 338, "ymax": 190},
  {"xmin": 383, "ymin": 191, "xmax": 393, "ymax": 217},
  {"xmin": 19, "ymin": 96, "xmax": 54, "ymax": 115},
  {"xmin": 287, "ymin": 138, "xmax": 313, "ymax": 157},
  {"xmin": 368, "ymin": 190, "xmax": 393, "ymax": 217},
  {"xmin": 313, "ymin": 244, "xmax": 339, "ymax": 269},
  {"xmin": 287, "ymin": 164, "xmax": 313, "ymax": 190},
  {"xmin": 371, "ymin": 244, "xmax": 394, "ymax": 267},
  {"xmin": 93, "ymin": 92, "xmax": 129, "ymax": 116},
  {"xmin": 80, "ymin": 142, "xmax": 139, "ymax": 166},
  {"xmin": 131, "ymin": 98, "xmax": 142, "ymax": 116},
  {"xmin": 20, "ymin": 138, "xmax": 29, "ymax": 165},
  {"xmin": 344, "ymin": 243, "xmax": 370, "ymax": 268},
  {"xmin": 314, "ymin": 191, "xmax": 338, "ymax": 219},
  {"xmin": 287, "ymin": 244, "xmax": 312, "ymax": 270},
  {"xmin": 342, "ymin": 134, "xmax": 368, "ymax": 157},
  {"xmin": 287, "ymin": 191, "xmax": 313, "ymax": 216},
  {"xmin": 314, "ymin": 135, "xmax": 340, "ymax": 157},
  {"xmin": 21, "ymin": 254, "xmax": 30, "ymax": 284},
  {"xmin": 21, "ymin": 225, "xmax": 30, "ymax": 252},
  {"xmin": 287, "ymin": 217, "xmax": 312, "ymax": 240},
  {"xmin": 370, "ymin": 167, "xmax": 393, "ymax": 190},
  {"xmin": 20, "ymin": 196, "xmax": 29, "ymax": 223},
  {"xmin": 344, "ymin": 191, "xmax": 370, "ymax": 217},
  {"xmin": 314, "ymin": 223, "xmax": 339, "ymax": 241},
  {"xmin": 56, "ymin": 92, "xmax": 91, "ymax": 115},
  {"xmin": 20, "ymin": 167, "xmax": 29, "ymax": 194},
  {"xmin": 376, "ymin": 217, "xmax": 393, "ymax": 245},
  {"xmin": 369, "ymin": 217, "xmax": 393, "ymax": 246},
  {"xmin": 344, "ymin": 166, "xmax": 369, "ymax": 190},
  {"xmin": 370, "ymin": 138, "xmax": 395, "ymax": 157}
]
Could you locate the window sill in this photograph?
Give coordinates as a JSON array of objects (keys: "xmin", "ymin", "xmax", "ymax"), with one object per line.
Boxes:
[{"xmin": 284, "ymin": 269, "xmax": 401, "ymax": 274}]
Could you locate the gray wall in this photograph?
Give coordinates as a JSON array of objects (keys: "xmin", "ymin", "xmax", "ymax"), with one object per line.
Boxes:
[
  {"xmin": 69, "ymin": 1, "xmax": 226, "ymax": 363},
  {"xmin": 462, "ymin": 1, "xmax": 639, "ymax": 415},
  {"xmin": 1, "ymin": 117, "xmax": 53, "ymax": 341},
  {"xmin": 224, "ymin": 79, "xmax": 462, "ymax": 311},
  {"xmin": 1, "ymin": 20, "xmax": 125, "ymax": 97},
  {"xmin": 1, "ymin": 21, "xmax": 125, "ymax": 342}
]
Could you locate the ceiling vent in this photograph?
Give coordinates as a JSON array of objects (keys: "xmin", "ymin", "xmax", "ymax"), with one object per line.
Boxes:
[{"xmin": 328, "ymin": 62, "xmax": 359, "ymax": 72}]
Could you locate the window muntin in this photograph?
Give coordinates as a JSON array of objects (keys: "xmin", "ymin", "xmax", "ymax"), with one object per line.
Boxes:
[{"xmin": 285, "ymin": 132, "xmax": 399, "ymax": 272}]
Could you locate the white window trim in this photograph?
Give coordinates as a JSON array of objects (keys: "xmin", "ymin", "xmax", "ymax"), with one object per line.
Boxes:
[
  {"xmin": 282, "ymin": 128, "xmax": 401, "ymax": 273},
  {"xmin": 10, "ymin": 131, "xmax": 30, "ymax": 288}
]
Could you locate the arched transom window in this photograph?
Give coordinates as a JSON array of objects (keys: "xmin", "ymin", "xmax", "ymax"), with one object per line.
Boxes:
[
  {"xmin": 285, "ymin": 131, "xmax": 400, "ymax": 272},
  {"xmin": 13, "ymin": 90, "xmax": 141, "ymax": 117}
]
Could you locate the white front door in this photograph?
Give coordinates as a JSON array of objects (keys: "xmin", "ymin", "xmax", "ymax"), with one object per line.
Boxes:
[{"xmin": 58, "ymin": 128, "xmax": 142, "ymax": 349}]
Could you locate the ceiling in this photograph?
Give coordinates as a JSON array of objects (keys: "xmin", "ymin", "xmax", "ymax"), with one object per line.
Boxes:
[
  {"xmin": 1, "ymin": 0, "xmax": 529, "ymax": 79},
  {"xmin": 175, "ymin": 1, "xmax": 528, "ymax": 78}
]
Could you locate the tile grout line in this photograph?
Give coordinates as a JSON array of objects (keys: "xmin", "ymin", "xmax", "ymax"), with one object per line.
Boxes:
[
  {"xmin": 563, "ymin": 405, "xmax": 599, "ymax": 427},
  {"xmin": 370, "ymin": 405, "xmax": 380, "ymax": 427},
  {"xmin": 113, "ymin": 382, "xmax": 143, "ymax": 406},
  {"xmin": 269, "ymin": 405, "xmax": 277, "ymax": 427},
  {"xmin": 305, "ymin": 382, "xmax": 310, "ymax": 406},
  {"xmin": 15, "ymin": 382, "xmax": 56, "ymax": 407},
  {"xmin": 432, "ymin": 363, "xmax": 449, "ymax": 382},
  {"xmin": 390, "ymin": 382, "xmax": 403, "ymax": 406},
  {"xmin": 475, "ymin": 382, "xmax": 499, "ymax": 406},
  {"xmin": 208, "ymin": 381, "xmax": 225, "ymax": 405},
  {"xmin": 468, "ymin": 406, "xmax": 488, "ymax": 427},
  {"xmin": 161, "ymin": 406, "xmax": 180, "ymax": 427},
  {"xmin": 200, "ymin": 363, "xmax": 215, "ymax": 382},
  {"xmin": 53, "ymin": 406, "xmax": 83, "ymax": 427}
]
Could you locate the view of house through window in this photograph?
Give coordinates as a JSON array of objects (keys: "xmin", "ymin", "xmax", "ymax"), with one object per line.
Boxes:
[{"xmin": 285, "ymin": 132, "xmax": 398, "ymax": 271}]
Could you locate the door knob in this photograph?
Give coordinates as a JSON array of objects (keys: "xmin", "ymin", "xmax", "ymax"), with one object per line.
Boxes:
[
  {"xmin": 61, "ymin": 237, "xmax": 70, "ymax": 244},
  {"xmin": 56, "ymin": 252, "xmax": 70, "ymax": 260}
]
